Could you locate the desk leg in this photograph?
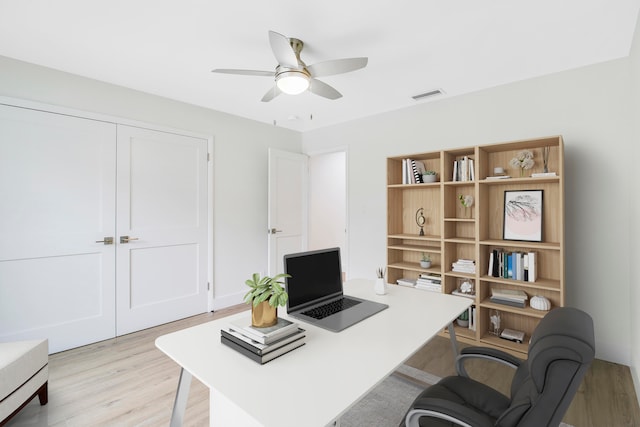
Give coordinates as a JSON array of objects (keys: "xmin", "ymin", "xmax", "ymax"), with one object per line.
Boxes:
[
  {"xmin": 170, "ymin": 367, "xmax": 192, "ymax": 427},
  {"xmin": 447, "ymin": 323, "xmax": 459, "ymax": 360}
]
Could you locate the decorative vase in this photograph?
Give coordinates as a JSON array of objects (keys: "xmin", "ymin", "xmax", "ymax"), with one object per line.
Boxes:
[
  {"xmin": 251, "ymin": 301, "xmax": 277, "ymax": 328},
  {"xmin": 374, "ymin": 278, "xmax": 387, "ymax": 295},
  {"xmin": 530, "ymin": 295, "xmax": 551, "ymax": 311}
]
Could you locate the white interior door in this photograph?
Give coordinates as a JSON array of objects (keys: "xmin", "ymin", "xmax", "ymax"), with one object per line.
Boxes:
[
  {"xmin": 308, "ymin": 151, "xmax": 347, "ymax": 270},
  {"xmin": 268, "ymin": 149, "xmax": 308, "ymax": 275},
  {"xmin": 115, "ymin": 125, "xmax": 208, "ymax": 335},
  {"xmin": 0, "ymin": 105, "xmax": 117, "ymax": 353}
]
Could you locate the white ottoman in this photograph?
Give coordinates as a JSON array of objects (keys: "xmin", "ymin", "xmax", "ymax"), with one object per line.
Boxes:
[{"xmin": 0, "ymin": 339, "xmax": 48, "ymax": 426}]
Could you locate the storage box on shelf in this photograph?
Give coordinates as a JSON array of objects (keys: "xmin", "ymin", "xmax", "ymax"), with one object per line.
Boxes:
[{"xmin": 387, "ymin": 136, "xmax": 564, "ymax": 357}]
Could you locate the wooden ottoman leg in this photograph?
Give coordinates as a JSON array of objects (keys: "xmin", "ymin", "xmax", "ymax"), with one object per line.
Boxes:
[{"xmin": 37, "ymin": 382, "xmax": 48, "ymax": 405}]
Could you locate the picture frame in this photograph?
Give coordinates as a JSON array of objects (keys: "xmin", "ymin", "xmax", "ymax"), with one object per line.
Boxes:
[{"xmin": 503, "ymin": 190, "xmax": 543, "ymax": 242}]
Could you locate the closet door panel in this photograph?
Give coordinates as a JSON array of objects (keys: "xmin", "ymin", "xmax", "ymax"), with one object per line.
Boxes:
[
  {"xmin": 115, "ymin": 125, "xmax": 208, "ymax": 335},
  {"xmin": 0, "ymin": 105, "xmax": 117, "ymax": 352}
]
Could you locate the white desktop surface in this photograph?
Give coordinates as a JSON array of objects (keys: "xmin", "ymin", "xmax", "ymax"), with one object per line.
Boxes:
[{"xmin": 155, "ymin": 279, "xmax": 471, "ymax": 427}]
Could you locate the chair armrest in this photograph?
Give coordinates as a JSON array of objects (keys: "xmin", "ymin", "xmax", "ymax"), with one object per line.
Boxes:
[
  {"xmin": 456, "ymin": 346, "xmax": 522, "ymax": 378},
  {"xmin": 405, "ymin": 397, "xmax": 495, "ymax": 427}
]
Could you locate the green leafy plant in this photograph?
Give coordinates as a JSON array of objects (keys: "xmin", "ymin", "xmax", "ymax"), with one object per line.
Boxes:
[
  {"xmin": 421, "ymin": 253, "xmax": 431, "ymax": 262},
  {"xmin": 423, "ymin": 170, "xmax": 437, "ymax": 175},
  {"xmin": 458, "ymin": 310, "xmax": 469, "ymax": 321},
  {"xmin": 243, "ymin": 273, "xmax": 291, "ymax": 308}
]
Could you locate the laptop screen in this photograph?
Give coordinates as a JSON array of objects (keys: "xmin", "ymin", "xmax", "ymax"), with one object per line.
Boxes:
[{"xmin": 284, "ymin": 247, "xmax": 343, "ymax": 312}]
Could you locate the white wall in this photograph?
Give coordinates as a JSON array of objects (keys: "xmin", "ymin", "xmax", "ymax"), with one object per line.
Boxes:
[
  {"xmin": 629, "ymin": 10, "xmax": 640, "ymax": 403},
  {"xmin": 303, "ymin": 57, "xmax": 635, "ymax": 366},
  {"xmin": 0, "ymin": 55, "xmax": 303, "ymax": 310}
]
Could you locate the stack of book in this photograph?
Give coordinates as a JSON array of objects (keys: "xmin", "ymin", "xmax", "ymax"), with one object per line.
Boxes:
[
  {"xmin": 415, "ymin": 273, "xmax": 442, "ymax": 292},
  {"xmin": 490, "ymin": 289, "xmax": 528, "ymax": 308},
  {"xmin": 221, "ymin": 317, "xmax": 305, "ymax": 364},
  {"xmin": 396, "ymin": 277, "xmax": 417, "ymax": 287},
  {"xmin": 452, "ymin": 259, "xmax": 476, "ymax": 274}
]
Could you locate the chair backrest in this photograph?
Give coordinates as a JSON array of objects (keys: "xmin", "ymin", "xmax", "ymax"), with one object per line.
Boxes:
[{"xmin": 496, "ymin": 307, "xmax": 595, "ymax": 427}]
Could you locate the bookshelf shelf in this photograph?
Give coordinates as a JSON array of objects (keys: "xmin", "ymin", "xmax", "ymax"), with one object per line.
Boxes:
[{"xmin": 387, "ymin": 136, "xmax": 564, "ymax": 356}]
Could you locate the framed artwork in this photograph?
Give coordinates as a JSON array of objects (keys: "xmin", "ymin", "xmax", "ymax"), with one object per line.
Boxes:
[{"xmin": 503, "ymin": 190, "xmax": 543, "ymax": 242}]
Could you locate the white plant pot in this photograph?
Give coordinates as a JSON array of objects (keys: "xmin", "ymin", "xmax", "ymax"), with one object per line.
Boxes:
[
  {"xmin": 420, "ymin": 260, "xmax": 431, "ymax": 268},
  {"xmin": 422, "ymin": 174, "xmax": 437, "ymax": 183},
  {"xmin": 456, "ymin": 319, "xmax": 469, "ymax": 327}
]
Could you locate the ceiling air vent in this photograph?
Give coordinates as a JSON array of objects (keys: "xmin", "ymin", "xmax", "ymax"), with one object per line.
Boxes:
[{"xmin": 412, "ymin": 89, "xmax": 445, "ymax": 101}]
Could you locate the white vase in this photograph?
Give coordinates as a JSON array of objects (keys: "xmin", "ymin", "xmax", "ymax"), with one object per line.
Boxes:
[{"xmin": 374, "ymin": 278, "xmax": 387, "ymax": 295}]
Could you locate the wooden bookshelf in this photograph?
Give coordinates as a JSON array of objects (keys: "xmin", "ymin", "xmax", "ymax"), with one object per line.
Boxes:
[{"xmin": 387, "ymin": 136, "xmax": 564, "ymax": 356}]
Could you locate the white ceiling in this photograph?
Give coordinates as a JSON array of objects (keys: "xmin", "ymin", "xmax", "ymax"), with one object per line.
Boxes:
[{"xmin": 1, "ymin": 1, "xmax": 638, "ymax": 132}]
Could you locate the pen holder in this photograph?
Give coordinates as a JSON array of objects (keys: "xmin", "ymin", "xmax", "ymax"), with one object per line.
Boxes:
[{"xmin": 374, "ymin": 278, "xmax": 387, "ymax": 295}]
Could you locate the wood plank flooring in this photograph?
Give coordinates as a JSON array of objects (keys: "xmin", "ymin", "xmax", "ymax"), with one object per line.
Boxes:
[{"xmin": 6, "ymin": 305, "xmax": 640, "ymax": 427}]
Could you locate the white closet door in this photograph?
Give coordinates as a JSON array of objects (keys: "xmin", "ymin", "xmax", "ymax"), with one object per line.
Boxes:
[
  {"xmin": 0, "ymin": 105, "xmax": 117, "ymax": 353},
  {"xmin": 115, "ymin": 125, "xmax": 208, "ymax": 335}
]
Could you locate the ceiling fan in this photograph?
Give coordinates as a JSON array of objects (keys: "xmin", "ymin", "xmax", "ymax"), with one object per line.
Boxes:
[{"xmin": 212, "ymin": 31, "xmax": 368, "ymax": 102}]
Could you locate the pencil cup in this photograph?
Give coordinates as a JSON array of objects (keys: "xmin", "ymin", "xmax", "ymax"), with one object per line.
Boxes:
[{"xmin": 374, "ymin": 278, "xmax": 387, "ymax": 295}]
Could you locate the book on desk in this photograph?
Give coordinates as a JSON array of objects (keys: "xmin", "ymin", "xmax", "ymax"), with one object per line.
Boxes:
[{"xmin": 222, "ymin": 316, "xmax": 305, "ymax": 364}]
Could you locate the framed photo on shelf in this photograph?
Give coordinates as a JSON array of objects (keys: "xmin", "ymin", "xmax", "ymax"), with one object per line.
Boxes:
[{"xmin": 503, "ymin": 190, "xmax": 543, "ymax": 242}]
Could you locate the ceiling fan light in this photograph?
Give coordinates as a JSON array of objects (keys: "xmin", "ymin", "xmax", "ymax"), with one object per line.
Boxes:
[{"xmin": 276, "ymin": 71, "xmax": 310, "ymax": 95}]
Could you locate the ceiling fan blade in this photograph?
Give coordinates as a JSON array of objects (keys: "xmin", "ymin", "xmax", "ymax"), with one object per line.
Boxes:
[
  {"xmin": 268, "ymin": 30, "xmax": 299, "ymax": 68},
  {"xmin": 306, "ymin": 57, "xmax": 368, "ymax": 78},
  {"xmin": 261, "ymin": 85, "xmax": 282, "ymax": 102},
  {"xmin": 308, "ymin": 79, "xmax": 342, "ymax": 100},
  {"xmin": 212, "ymin": 69, "xmax": 274, "ymax": 77}
]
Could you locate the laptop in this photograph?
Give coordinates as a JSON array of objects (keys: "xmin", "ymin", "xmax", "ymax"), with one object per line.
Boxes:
[{"xmin": 283, "ymin": 247, "xmax": 388, "ymax": 332}]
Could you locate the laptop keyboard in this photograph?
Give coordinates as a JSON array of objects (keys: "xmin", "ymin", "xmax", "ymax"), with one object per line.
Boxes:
[{"xmin": 302, "ymin": 297, "xmax": 361, "ymax": 320}]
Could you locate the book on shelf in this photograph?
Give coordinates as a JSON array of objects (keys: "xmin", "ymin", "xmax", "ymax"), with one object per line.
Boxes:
[
  {"xmin": 485, "ymin": 175, "xmax": 512, "ymax": 180},
  {"xmin": 452, "ymin": 259, "xmax": 476, "ymax": 274},
  {"xmin": 415, "ymin": 282, "xmax": 442, "ymax": 292},
  {"xmin": 452, "ymin": 156, "xmax": 474, "ymax": 182},
  {"xmin": 396, "ymin": 278, "xmax": 416, "ymax": 287},
  {"xmin": 531, "ymin": 172, "xmax": 557, "ymax": 178},
  {"xmin": 402, "ymin": 158, "xmax": 426, "ymax": 184},
  {"xmin": 491, "ymin": 288, "xmax": 528, "ymax": 301},
  {"xmin": 228, "ymin": 317, "xmax": 300, "ymax": 345},
  {"xmin": 500, "ymin": 328, "xmax": 525, "ymax": 343},
  {"xmin": 451, "ymin": 290, "xmax": 475, "ymax": 299},
  {"xmin": 220, "ymin": 327, "xmax": 305, "ymax": 356},
  {"xmin": 490, "ymin": 297, "xmax": 526, "ymax": 308},
  {"xmin": 420, "ymin": 273, "xmax": 441, "ymax": 280},
  {"xmin": 491, "ymin": 288, "xmax": 528, "ymax": 308},
  {"xmin": 220, "ymin": 334, "xmax": 305, "ymax": 364},
  {"xmin": 468, "ymin": 305, "xmax": 476, "ymax": 331},
  {"xmin": 488, "ymin": 250, "xmax": 536, "ymax": 282}
]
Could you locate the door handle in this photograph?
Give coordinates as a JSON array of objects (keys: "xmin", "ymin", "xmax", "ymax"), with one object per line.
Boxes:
[
  {"xmin": 120, "ymin": 236, "xmax": 139, "ymax": 244},
  {"xmin": 268, "ymin": 228, "xmax": 282, "ymax": 234},
  {"xmin": 95, "ymin": 237, "xmax": 114, "ymax": 245}
]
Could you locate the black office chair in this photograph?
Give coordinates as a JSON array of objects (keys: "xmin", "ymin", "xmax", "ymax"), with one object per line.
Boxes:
[{"xmin": 401, "ymin": 307, "xmax": 595, "ymax": 427}]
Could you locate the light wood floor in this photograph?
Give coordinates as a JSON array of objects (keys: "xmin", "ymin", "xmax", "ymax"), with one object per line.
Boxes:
[{"xmin": 7, "ymin": 305, "xmax": 640, "ymax": 427}]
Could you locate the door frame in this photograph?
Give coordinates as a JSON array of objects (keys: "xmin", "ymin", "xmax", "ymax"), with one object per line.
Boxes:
[{"xmin": 0, "ymin": 96, "xmax": 216, "ymax": 312}]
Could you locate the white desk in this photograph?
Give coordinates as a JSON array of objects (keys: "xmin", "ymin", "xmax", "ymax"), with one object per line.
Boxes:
[{"xmin": 156, "ymin": 279, "xmax": 471, "ymax": 427}]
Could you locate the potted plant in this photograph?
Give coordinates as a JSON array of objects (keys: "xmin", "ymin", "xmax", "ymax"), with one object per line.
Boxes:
[
  {"xmin": 244, "ymin": 272, "xmax": 290, "ymax": 328},
  {"xmin": 420, "ymin": 253, "xmax": 431, "ymax": 269},
  {"xmin": 456, "ymin": 310, "xmax": 469, "ymax": 327},
  {"xmin": 422, "ymin": 170, "xmax": 437, "ymax": 183}
]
